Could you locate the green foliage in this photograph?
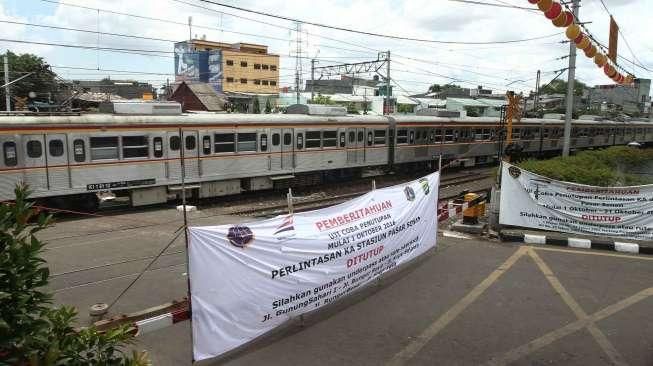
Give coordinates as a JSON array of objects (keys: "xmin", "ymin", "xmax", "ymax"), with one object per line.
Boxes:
[
  {"xmin": 264, "ymin": 98, "xmax": 272, "ymax": 113},
  {"xmin": 252, "ymin": 98, "xmax": 261, "ymax": 114},
  {"xmin": 308, "ymin": 94, "xmax": 334, "ymax": 105},
  {"xmin": 346, "ymin": 102, "xmax": 359, "ymax": 114},
  {"xmin": 518, "ymin": 147, "xmax": 653, "ymax": 186},
  {"xmin": 0, "ymin": 185, "xmax": 149, "ymax": 365},
  {"xmin": 397, "ymin": 104, "xmax": 414, "ymax": 114},
  {"xmin": 465, "ymin": 106, "xmax": 481, "ymax": 117},
  {"xmin": 540, "ymin": 78, "xmax": 587, "ymax": 96},
  {"xmin": 0, "ymin": 51, "xmax": 58, "ymax": 110}
]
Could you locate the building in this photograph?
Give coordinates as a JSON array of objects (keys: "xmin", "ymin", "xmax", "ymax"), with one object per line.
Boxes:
[
  {"xmin": 306, "ymin": 76, "xmax": 381, "ymax": 95},
  {"xmin": 587, "ymin": 78, "xmax": 651, "ymax": 115},
  {"xmin": 69, "ymin": 79, "xmax": 156, "ymax": 100},
  {"xmin": 445, "ymin": 98, "xmax": 505, "ymax": 117},
  {"xmin": 168, "ymin": 82, "xmax": 225, "ymax": 112}
]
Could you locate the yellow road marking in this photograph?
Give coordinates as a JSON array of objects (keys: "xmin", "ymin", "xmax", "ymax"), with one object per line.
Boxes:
[
  {"xmin": 528, "ymin": 249, "xmax": 628, "ymax": 366},
  {"xmin": 531, "ymin": 245, "xmax": 653, "ymax": 261},
  {"xmin": 386, "ymin": 246, "xmax": 529, "ymax": 366},
  {"xmin": 484, "ymin": 287, "xmax": 653, "ymax": 366}
]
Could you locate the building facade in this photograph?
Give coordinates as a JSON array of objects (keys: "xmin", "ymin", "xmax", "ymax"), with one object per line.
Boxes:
[{"xmin": 587, "ymin": 78, "xmax": 651, "ymax": 115}]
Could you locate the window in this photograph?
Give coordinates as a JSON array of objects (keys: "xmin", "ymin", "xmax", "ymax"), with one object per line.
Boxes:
[
  {"xmin": 445, "ymin": 129, "xmax": 454, "ymax": 142},
  {"xmin": 240, "ymin": 78, "xmax": 247, "ymax": 84},
  {"xmin": 306, "ymin": 131, "xmax": 322, "ymax": 148},
  {"xmin": 270, "ymin": 65, "xmax": 277, "ymax": 71},
  {"xmin": 254, "ymin": 80, "xmax": 261, "ymax": 85},
  {"xmin": 73, "ymin": 139, "xmax": 85, "ymax": 162},
  {"xmin": 262, "ymin": 64, "xmax": 269, "ymax": 70},
  {"xmin": 123, "ymin": 136, "xmax": 149, "ymax": 158},
  {"xmin": 374, "ymin": 130, "xmax": 386, "ymax": 145},
  {"xmin": 49, "ymin": 140, "xmax": 64, "ymax": 157},
  {"xmin": 226, "ymin": 60, "xmax": 234, "ymax": 66},
  {"xmin": 367, "ymin": 132, "xmax": 373, "ymax": 146},
  {"xmin": 214, "ymin": 133, "xmax": 235, "ymax": 153},
  {"xmin": 237, "ymin": 133, "xmax": 257, "ymax": 152},
  {"xmin": 296, "ymin": 133, "xmax": 304, "ymax": 149},
  {"xmin": 260, "ymin": 134, "xmax": 268, "ymax": 152},
  {"xmin": 240, "ymin": 61, "xmax": 248, "ymax": 67},
  {"xmin": 226, "ymin": 77, "xmax": 234, "ymax": 83},
  {"xmin": 185, "ymin": 135, "xmax": 196, "ymax": 150},
  {"xmin": 358, "ymin": 131, "xmax": 364, "ymax": 142},
  {"xmin": 272, "ymin": 133, "xmax": 280, "ymax": 146},
  {"xmin": 254, "ymin": 63, "xmax": 261, "ymax": 69},
  {"xmin": 202, "ymin": 136, "xmax": 211, "ymax": 154},
  {"xmin": 26, "ymin": 140, "xmax": 42, "ymax": 158},
  {"xmin": 153, "ymin": 137, "xmax": 163, "ymax": 158},
  {"xmin": 284, "ymin": 133, "xmax": 291, "ymax": 145},
  {"xmin": 90, "ymin": 136, "xmax": 119, "ymax": 160},
  {"xmin": 397, "ymin": 129, "xmax": 408, "ymax": 144},
  {"xmin": 339, "ymin": 132, "xmax": 346, "ymax": 148},
  {"xmin": 262, "ymin": 80, "xmax": 269, "ymax": 86},
  {"xmin": 512, "ymin": 128, "xmax": 521, "ymax": 139},
  {"xmin": 169, "ymin": 136, "xmax": 180, "ymax": 151},
  {"xmin": 409, "ymin": 131, "xmax": 415, "ymax": 144},
  {"xmin": 3, "ymin": 141, "xmax": 16, "ymax": 166},
  {"xmin": 270, "ymin": 81, "xmax": 277, "ymax": 86},
  {"xmin": 435, "ymin": 129, "xmax": 443, "ymax": 142},
  {"xmin": 323, "ymin": 131, "xmax": 337, "ymax": 148},
  {"xmin": 349, "ymin": 131, "xmax": 355, "ymax": 143}
]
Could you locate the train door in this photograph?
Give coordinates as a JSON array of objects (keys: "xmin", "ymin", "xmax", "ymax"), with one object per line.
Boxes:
[
  {"xmin": 166, "ymin": 132, "xmax": 182, "ymax": 181},
  {"xmin": 182, "ymin": 130, "xmax": 200, "ymax": 181},
  {"xmin": 269, "ymin": 129, "xmax": 282, "ymax": 171},
  {"xmin": 22, "ymin": 134, "xmax": 47, "ymax": 191},
  {"xmin": 45, "ymin": 134, "xmax": 70, "ymax": 190},
  {"xmin": 356, "ymin": 127, "xmax": 365, "ymax": 163},
  {"xmin": 281, "ymin": 128, "xmax": 294, "ymax": 170},
  {"xmin": 346, "ymin": 128, "xmax": 357, "ymax": 164}
]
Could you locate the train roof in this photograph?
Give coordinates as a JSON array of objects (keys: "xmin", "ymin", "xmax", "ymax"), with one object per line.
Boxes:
[{"xmin": 0, "ymin": 113, "xmax": 650, "ymax": 127}]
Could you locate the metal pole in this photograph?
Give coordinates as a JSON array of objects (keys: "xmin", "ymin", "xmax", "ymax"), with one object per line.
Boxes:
[
  {"xmin": 535, "ymin": 69, "xmax": 541, "ymax": 113},
  {"xmin": 178, "ymin": 127, "xmax": 194, "ymax": 363},
  {"xmin": 562, "ymin": 0, "xmax": 580, "ymax": 157},
  {"xmin": 385, "ymin": 50, "xmax": 391, "ymax": 115},
  {"xmin": 310, "ymin": 59, "xmax": 316, "ymax": 101},
  {"xmin": 4, "ymin": 54, "xmax": 10, "ymax": 112}
]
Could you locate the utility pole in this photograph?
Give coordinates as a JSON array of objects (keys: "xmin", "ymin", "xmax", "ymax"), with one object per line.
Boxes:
[
  {"xmin": 188, "ymin": 16, "xmax": 193, "ymax": 41},
  {"xmin": 385, "ymin": 50, "xmax": 391, "ymax": 115},
  {"xmin": 4, "ymin": 53, "xmax": 9, "ymax": 112},
  {"xmin": 310, "ymin": 59, "xmax": 317, "ymax": 101},
  {"xmin": 294, "ymin": 22, "xmax": 303, "ymax": 105},
  {"xmin": 534, "ymin": 69, "xmax": 541, "ymax": 113},
  {"xmin": 562, "ymin": 0, "xmax": 580, "ymax": 157}
]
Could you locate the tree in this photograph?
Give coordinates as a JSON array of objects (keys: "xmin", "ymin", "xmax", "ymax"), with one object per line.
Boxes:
[
  {"xmin": 0, "ymin": 185, "xmax": 149, "ymax": 365},
  {"xmin": 0, "ymin": 51, "xmax": 58, "ymax": 110},
  {"xmin": 252, "ymin": 98, "xmax": 261, "ymax": 114},
  {"xmin": 346, "ymin": 102, "xmax": 359, "ymax": 114},
  {"xmin": 264, "ymin": 98, "xmax": 272, "ymax": 113},
  {"xmin": 540, "ymin": 79, "xmax": 587, "ymax": 96},
  {"xmin": 308, "ymin": 94, "xmax": 334, "ymax": 105},
  {"xmin": 428, "ymin": 84, "xmax": 441, "ymax": 93}
]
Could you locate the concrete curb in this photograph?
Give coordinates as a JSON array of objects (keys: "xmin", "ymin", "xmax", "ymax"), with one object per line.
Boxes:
[{"xmin": 499, "ymin": 231, "xmax": 653, "ymax": 255}]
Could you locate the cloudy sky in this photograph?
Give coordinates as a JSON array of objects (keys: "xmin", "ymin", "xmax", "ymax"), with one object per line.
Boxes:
[{"xmin": 1, "ymin": 0, "xmax": 651, "ymax": 95}]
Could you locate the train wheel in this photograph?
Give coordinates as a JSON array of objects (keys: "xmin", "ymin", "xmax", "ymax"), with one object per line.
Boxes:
[{"xmin": 77, "ymin": 194, "xmax": 100, "ymax": 213}]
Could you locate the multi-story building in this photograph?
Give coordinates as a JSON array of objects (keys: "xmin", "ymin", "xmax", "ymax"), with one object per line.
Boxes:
[
  {"xmin": 587, "ymin": 78, "xmax": 651, "ymax": 115},
  {"xmin": 175, "ymin": 39, "xmax": 280, "ymax": 95}
]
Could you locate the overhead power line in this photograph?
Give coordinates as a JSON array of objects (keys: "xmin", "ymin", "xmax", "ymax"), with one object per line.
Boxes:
[
  {"xmin": 192, "ymin": 0, "xmax": 562, "ymax": 45},
  {"xmin": 447, "ymin": 0, "xmax": 539, "ymax": 11}
]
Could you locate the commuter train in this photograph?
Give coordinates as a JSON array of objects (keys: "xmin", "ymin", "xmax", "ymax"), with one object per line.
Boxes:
[{"xmin": 0, "ymin": 112, "xmax": 651, "ymax": 210}]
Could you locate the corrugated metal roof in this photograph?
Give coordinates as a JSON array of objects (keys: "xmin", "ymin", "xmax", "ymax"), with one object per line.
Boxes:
[
  {"xmin": 447, "ymin": 97, "xmax": 506, "ymax": 108},
  {"xmin": 187, "ymin": 83, "xmax": 225, "ymax": 111},
  {"xmin": 396, "ymin": 95, "xmax": 419, "ymax": 105}
]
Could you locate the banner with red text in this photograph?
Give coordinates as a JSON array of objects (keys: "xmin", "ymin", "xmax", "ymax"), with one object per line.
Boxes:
[
  {"xmin": 500, "ymin": 162, "xmax": 653, "ymax": 240},
  {"xmin": 188, "ymin": 173, "xmax": 439, "ymax": 360}
]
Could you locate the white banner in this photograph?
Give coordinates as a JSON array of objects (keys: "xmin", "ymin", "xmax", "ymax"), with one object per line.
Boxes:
[
  {"xmin": 499, "ymin": 162, "xmax": 653, "ymax": 240},
  {"xmin": 188, "ymin": 173, "xmax": 439, "ymax": 360}
]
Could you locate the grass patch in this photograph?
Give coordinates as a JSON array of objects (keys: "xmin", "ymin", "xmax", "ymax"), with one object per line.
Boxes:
[{"xmin": 517, "ymin": 146, "xmax": 653, "ymax": 186}]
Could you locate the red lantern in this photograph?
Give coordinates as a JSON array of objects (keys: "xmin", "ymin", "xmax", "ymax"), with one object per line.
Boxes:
[
  {"xmin": 562, "ymin": 11, "xmax": 574, "ymax": 26},
  {"xmin": 528, "ymin": 0, "xmax": 539, "ymax": 3},
  {"xmin": 604, "ymin": 64, "xmax": 617, "ymax": 78},
  {"xmin": 584, "ymin": 45, "xmax": 597, "ymax": 58},
  {"xmin": 544, "ymin": 2, "xmax": 562, "ymax": 19},
  {"xmin": 538, "ymin": 0, "xmax": 553, "ymax": 12},
  {"xmin": 566, "ymin": 24, "xmax": 581, "ymax": 40},
  {"xmin": 552, "ymin": 12, "xmax": 567, "ymax": 27},
  {"xmin": 574, "ymin": 34, "xmax": 584, "ymax": 44}
]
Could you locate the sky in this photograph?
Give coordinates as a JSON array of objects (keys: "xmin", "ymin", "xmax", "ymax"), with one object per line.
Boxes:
[{"xmin": 0, "ymin": 0, "xmax": 651, "ymax": 95}]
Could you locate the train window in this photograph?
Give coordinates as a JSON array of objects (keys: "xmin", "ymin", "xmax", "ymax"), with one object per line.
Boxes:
[
  {"xmin": 283, "ymin": 133, "xmax": 291, "ymax": 145},
  {"xmin": 169, "ymin": 136, "xmax": 180, "ymax": 151},
  {"xmin": 260, "ymin": 134, "xmax": 268, "ymax": 152},
  {"xmin": 237, "ymin": 133, "xmax": 257, "ymax": 152},
  {"xmin": 367, "ymin": 132, "xmax": 373, "ymax": 146},
  {"xmin": 348, "ymin": 131, "xmax": 355, "ymax": 144},
  {"xmin": 543, "ymin": 129, "xmax": 550, "ymax": 138},
  {"xmin": 214, "ymin": 133, "xmax": 235, "ymax": 153},
  {"xmin": 49, "ymin": 140, "xmax": 64, "ymax": 157},
  {"xmin": 429, "ymin": 131, "xmax": 435, "ymax": 143},
  {"xmin": 306, "ymin": 131, "xmax": 322, "ymax": 148},
  {"xmin": 3, "ymin": 141, "xmax": 17, "ymax": 166},
  {"xmin": 409, "ymin": 131, "xmax": 415, "ymax": 144},
  {"xmin": 272, "ymin": 133, "xmax": 280, "ymax": 146},
  {"xmin": 512, "ymin": 128, "xmax": 521, "ymax": 139},
  {"xmin": 474, "ymin": 129, "xmax": 484, "ymax": 140},
  {"xmin": 339, "ymin": 132, "xmax": 346, "ymax": 148},
  {"xmin": 123, "ymin": 136, "xmax": 149, "ymax": 158},
  {"xmin": 374, "ymin": 130, "xmax": 386, "ymax": 145},
  {"xmin": 90, "ymin": 137, "xmax": 119, "ymax": 160},
  {"xmin": 296, "ymin": 133, "xmax": 303, "ymax": 149},
  {"xmin": 202, "ymin": 136, "xmax": 211, "ymax": 154},
  {"xmin": 73, "ymin": 139, "xmax": 85, "ymax": 162},
  {"xmin": 153, "ymin": 137, "xmax": 163, "ymax": 158},
  {"xmin": 444, "ymin": 129, "xmax": 454, "ymax": 142},
  {"xmin": 323, "ymin": 131, "xmax": 337, "ymax": 148},
  {"xmin": 185, "ymin": 135, "xmax": 196, "ymax": 151},
  {"xmin": 396, "ymin": 129, "xmax": 408, "ymax": 144},
  {"xmin": 435, "ymin": 129, "xmax": 443, "ymax": 142},
  {"xmin": 27, "ymin": 141, "xmax": 42, "ymax": 158}
]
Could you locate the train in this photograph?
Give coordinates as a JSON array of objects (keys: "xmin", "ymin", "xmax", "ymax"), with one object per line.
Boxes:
[{"xmin": 0, "ymin": 109, "xmax": 651, "ymax": 210}]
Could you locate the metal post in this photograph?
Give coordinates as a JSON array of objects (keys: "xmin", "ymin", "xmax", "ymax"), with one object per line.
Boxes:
[
  {"xmin": 385, "ymin": 50, "xmax": 391, "ymax": 115},
  {"xmin": 310, "ymin": 59, "xmax": 316, "ymax": 101},
  {"xmin": 534, "ymin": 70, "xmax": 541, "ymax": 113},
  {"xmin": 4, "ymin": 54, "xmax": 10, "ymax": 112},
  {"xmin": 438, "ymin": 154, "xmax": 442, "ymax": 172},
  {"xmin": 562, "ymin": 0, "xmax": 580, "ymax": 157},
  {"xmin": 372, "ymin": 179, "xmax": 376, "ymax": 190},
  {"xmin": 287, "ymin": 188, "xmax": 294, "ymax": 214}
]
